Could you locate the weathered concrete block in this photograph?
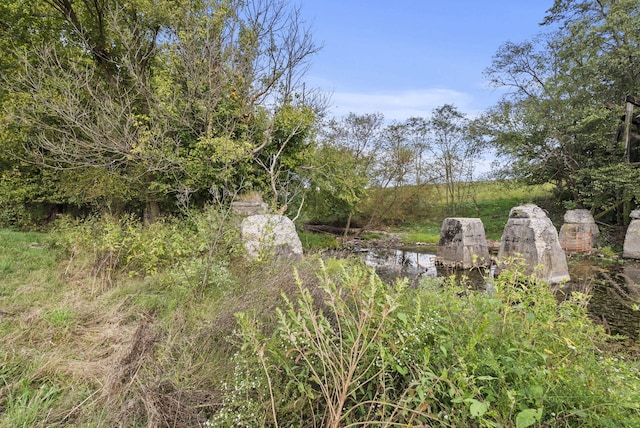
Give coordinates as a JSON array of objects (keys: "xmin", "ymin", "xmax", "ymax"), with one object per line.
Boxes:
[
  {"xmin": 559, "ymin": 209, "xmax": 599, "ymax": 253},
  {"xmin": 623, "ymin": 209, "xmax": 640, "ymax": 259},
  {"xmin": 231, "ymin": 201, "xmax": 269, "ymax": 216},
  {"xmin": 563, "ymin": 208, "xmax": 598, "ymax": 226},
  {"xmin": 498, "ymin": 204, "xmax": 570, "ymax": 284},
  {"xmin": 436, "ymin": 218, "xmax": 490, "ymax": 269},
  {"xmin": 241, "ymin": 214, "xmax": 303, "ymax": 260}
]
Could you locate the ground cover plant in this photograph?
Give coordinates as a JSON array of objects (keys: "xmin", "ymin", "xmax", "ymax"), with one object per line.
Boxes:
[
  {"xmin": 1, "ymin": 211, "xmax": 639, "ymax": 427},
  {"xmin": 214, "ymin": 258, "xmax": 640, "ymax": 427}
]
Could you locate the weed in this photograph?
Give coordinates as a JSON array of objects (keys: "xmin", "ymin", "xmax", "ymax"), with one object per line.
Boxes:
[{"xmin": 216, "ymin": 257, "xmax": 640, "ymax": 427}]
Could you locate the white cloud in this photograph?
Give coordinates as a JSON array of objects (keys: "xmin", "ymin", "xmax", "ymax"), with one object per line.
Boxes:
[{"xmin": 325, "ymin": 88, "xmax": 477, "ymax": 121}]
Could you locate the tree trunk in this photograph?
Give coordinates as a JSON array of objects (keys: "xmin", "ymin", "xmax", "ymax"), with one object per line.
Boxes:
[
  {"xmin": 144, "ymin": 201, "xmax": 161, "ymax": 225},
  {"xmin": 343, "ymin": 212, "xmax": 353, "ymax": 239}
]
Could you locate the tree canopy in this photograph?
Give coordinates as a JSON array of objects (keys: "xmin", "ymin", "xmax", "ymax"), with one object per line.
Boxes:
[
  {"xmin": 3, "ymin": 0, "xmax": 639, "ymax": 232},
  {"xmin": 482, "ymin": 0, "xmax": 640, "ymax": 224},
  {"xmin": 0, "ymin": 0, "xmax": 321, "ymax": 224}
]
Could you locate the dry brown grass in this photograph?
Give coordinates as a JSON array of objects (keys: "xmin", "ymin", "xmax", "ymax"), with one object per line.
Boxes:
[
  {"xmin": 2, "ymin": 226, "xmax": 333, "ymax": 427},
  {"xmin": 3, "ymin": 255, "xmax": 211, "ymax": 426}
]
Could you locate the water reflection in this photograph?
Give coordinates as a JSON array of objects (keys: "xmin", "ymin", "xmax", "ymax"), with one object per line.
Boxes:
[
  {"xmin": 362, "ymin": 246, "xmax": 490, "ymax": 288},
  {"xmin": 362, "ymin": 246, "xmax": 640, "ymax": 340},
  {"xmin": 363, "ymin": 247, "xmax": 438, "ymax": 280},
  {"xmin": 564, "ymin": 258, "xmax": 640, "ymax": 339}
]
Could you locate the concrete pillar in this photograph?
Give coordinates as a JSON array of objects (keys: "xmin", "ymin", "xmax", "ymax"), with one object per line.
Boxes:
[
  {"xmin": 241, "ymin": 214, "xmax": 303, "ymax": 260},
  {"xmin": 559, "ymin": 209, "xmax": 599, "ymax": 254},
  {"xmin": 436, "ymin": 218, "xmax": 490, "ymax": 269},
  {"xmin": 498, "ymin": 204, "xmax": 570, "ymax": 284},
  {"xmin": 231, "ymin": 201, "xmax": 269, "ymax": 216},
  {"xmin": 623, "ymin": 209, "xmax": 640, "ymax": 259}
]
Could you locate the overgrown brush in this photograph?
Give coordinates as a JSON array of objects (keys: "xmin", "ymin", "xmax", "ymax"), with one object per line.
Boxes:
[
  {"xmin": 49, "ymin": 207, "xmax": 240, "ymax": 289},
  {"xmin": 3, "ymin": 214, "xmax": 640, "ymax": 427},
  {"xmin": 2, "ymin": 212, "xmax": 335, "ymax": 426},
  {"xmin": 1, "ymin": 209, "xmax": 247, "ymax": 427},
  {"xmin": 214, "ymin": 258, "xmax": 640, "ymax": 427}
]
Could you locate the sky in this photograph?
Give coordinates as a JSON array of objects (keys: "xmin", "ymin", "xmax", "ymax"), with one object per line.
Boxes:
[{"xmin": 298, "ymin": 0, "xmax": 555, "ymax": 121}]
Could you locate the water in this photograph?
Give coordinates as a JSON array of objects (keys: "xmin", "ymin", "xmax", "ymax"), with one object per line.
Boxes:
[
  {"xmin": 564, "ymin": 258, "xmax": 640, "ymax": 339},
  {"xmin": 361, "ymin": 246, "xmax": 640, "ymax": 339},
  {"xmin": 363, "ymin": 246, "xmax": 438, "ymax": 280},
  {"xmin": 362, "ymin": 245, "xmax": 492, "ymax": 286}
]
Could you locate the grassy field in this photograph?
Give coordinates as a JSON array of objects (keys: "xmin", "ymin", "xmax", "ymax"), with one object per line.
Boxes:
[{"xmin": 387, "ymin": 181, "xmax": 556, "ymax": 244}]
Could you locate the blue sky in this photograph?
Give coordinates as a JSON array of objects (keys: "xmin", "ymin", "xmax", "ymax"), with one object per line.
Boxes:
[{"xmin": 299, "ymin": 1, "xmax": 554, "ymax": 121}]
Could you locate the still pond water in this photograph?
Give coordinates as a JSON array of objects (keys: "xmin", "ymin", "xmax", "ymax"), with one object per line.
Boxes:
[{"xmin": 360, "ymin": 245, "xmax": 640, "ymax": 340}]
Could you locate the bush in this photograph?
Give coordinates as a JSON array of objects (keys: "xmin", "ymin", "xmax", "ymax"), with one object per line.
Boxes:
[
  {"xmin": 49, "ymin": 206, "xmax": 240, "ymax": 286},
  {"xmin": 211, "ymin": 258, "xmax": 640, "ymax": 427}
]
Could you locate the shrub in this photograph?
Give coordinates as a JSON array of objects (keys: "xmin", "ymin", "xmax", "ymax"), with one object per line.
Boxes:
[
  {"xmin": 211, "ymin": 258, "xmax": 640, "ymax": 427},
  {"xmin": 49, "ymin": 206, "xmax": 240, "ymax": 286}
]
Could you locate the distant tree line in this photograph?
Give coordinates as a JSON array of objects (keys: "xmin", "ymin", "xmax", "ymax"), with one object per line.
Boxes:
[{"xmin": 306, "ymin": 106, "xmax": 484, "ymax": 232}]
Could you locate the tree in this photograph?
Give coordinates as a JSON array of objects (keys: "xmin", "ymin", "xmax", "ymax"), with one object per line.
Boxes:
[
  {"xmin": 482, "ymin": 0, "xmax": 640, "ymax": 224},
  {"xmin": 362, "ymin": 119, "xmax": 430, "ymax": 225},
  {"xmin": 421, "ymin": 105, "xmax": 483, "ymax": 215},
  {"xmin": 0, "ymin": 0, "xmax": 321, "ymax": 223},
  {"xmin": 374, "ymin": 122, "xmax": 416, "ymax": 188},
  {"xmin": 305, "ymin": 144, "xmax": 368, "ymax": 229},
  {"xmin": 310, "ymin": 113, "xmax": 384, "ymax": 235}
]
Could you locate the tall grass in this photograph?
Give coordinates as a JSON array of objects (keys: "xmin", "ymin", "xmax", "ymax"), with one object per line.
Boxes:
[{"xmin": 2, "ymin": 204, "xmax": 638, "ymax": 427}]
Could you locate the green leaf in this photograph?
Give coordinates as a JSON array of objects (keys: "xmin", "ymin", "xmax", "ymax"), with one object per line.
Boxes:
[
  {"xmin": 467, "ymin": 399, "xmax": 488, "ymax": 418},
  {"xmin": 394, "ymin": 364, "xmax": 408, "ymax": 375},
  {"xmin": 439, "ymin": 344, "xmax": 448, "ymax": 357},
  {"xmin": 516, "ymin": 408, "xmax": 542, "ymax": 428},
  {"xmin": 476, "ymin": 375, "xmax": 497, "ymax": 381},
  {"xmin": 423, "ymin": 347, "xmax": 430, "ymax": 365}
]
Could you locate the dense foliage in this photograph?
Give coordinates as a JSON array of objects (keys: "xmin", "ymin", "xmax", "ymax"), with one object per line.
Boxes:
[
  {"xmin": 0, "ymin": 0, "xmax": 320, "ymax": 225},
  {"xmin": 215, "ymin": 259, "xmax": 640, "ymax": 427},
  {"xmin": 482, "ymin": 0, "xmax": 640, "ymax": 224}
]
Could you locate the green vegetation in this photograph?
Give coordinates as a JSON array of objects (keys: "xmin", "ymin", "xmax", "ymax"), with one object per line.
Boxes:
[
  {"xmin": 298, "ymin": 229, "xmax": 340, "ymax": 252},
  {"xmin": 390, "ymin": 181, "xmax": 555, "ymax": 243},
  {"xmin": 0, "ymin": 214, "xmax": 304, "ymax": 427},
  {"xmin": 0, "ymin": 0, "xmax": 320, "ymax": 227},
  {"xmin": 400, "ymin": 222, "xmax": 442, "ymax": 244},
  {"xmin": 2, "ymin": 0, "xmax": 640, "ymax": 424},
  {"xmin": 1, "ymin": 216, "xmax": 639, "ymax": 426},
  {"xmin": 221, "ymin": 259, "xmax": 640, "ymax": 427},
  {"xmin": 482, "ymin": 0, "xmax": 640, "ymax": 226}
]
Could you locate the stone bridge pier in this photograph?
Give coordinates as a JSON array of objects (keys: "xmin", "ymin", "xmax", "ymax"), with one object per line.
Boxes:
[
  {"xmin": 436, "ymin": 217, "xmax": 490, "ymax": 269},
  {"xmin": 498, "ymin": 204, "xmax": 570, "ymax": 284},
  {"xmin": 623, "ymin": 209, "xmax": 640, "ymax": 259}
]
